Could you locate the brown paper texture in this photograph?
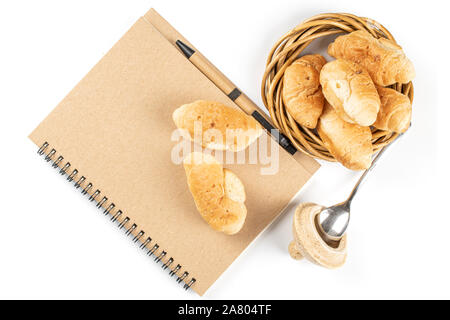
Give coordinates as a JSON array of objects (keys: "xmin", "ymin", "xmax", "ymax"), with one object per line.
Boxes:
[{"xmin": 29, "ymin": 9, "xmax": 319, "ymax": 295}]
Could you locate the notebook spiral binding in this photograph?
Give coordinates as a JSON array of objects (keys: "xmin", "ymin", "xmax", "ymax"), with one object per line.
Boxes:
[{"xmin": 37, "ymin": 141, "xmax": 196, "ymax": 291}]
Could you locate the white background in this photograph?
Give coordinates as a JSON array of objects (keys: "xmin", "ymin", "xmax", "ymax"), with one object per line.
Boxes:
[{"xmin": 0, "ymin": 0, "xmax": 448, "ymax": 299}]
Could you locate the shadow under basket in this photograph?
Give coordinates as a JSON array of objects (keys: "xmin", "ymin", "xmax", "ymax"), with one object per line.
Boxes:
[{"xmin": 261, "ymin": 13, "xmax": 414, "ymax": 162}]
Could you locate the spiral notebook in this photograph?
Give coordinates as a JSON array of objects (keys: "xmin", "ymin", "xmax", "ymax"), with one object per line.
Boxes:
[{"xmin": 28, "ymin": 8, "xmax": 319, "ymax": 295}]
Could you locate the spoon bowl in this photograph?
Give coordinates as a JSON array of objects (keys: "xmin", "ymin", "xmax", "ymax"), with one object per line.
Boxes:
[
  {"xmin": 315, "ymin": 133, "xmax": 403, "ymax": 243},
  {"xmin": 316, "ymin": 202, "xmax": 350, "ymax": 242}
]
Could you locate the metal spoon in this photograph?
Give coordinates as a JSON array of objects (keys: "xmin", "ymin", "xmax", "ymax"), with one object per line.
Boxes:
[{"xmin": 316, "ymin": 134, "xmax": 403, "ymax": 243}]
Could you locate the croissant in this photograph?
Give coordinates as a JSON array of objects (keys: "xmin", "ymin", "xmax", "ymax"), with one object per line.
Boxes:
[
  {"xmin": 317, "ymin": 103, "xmax": 373, "ymax": 170},
  {"xmin": 282, "ymin": 54, "xmax": 327, "ymax": 128},
  {"xmin": 373, "ymin": 86, "xmax": 412, "ymax": 133},
  {"xmin": 328, "ymin": 30, "xmax": 415, "ymax": 86},
  {"xmin": 173, "ymin": 101, "xmax": 262, "ymax": 152},
  {"xmin": 183, "ymin": 152, "xmax": 247, "ymax": 235},
  {"xmin": 320, "ymin": 59, "xmax": 380, "ymax": 126}
]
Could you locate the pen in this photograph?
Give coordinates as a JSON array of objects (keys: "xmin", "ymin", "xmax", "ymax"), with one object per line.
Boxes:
[{"xmin": 175, "ymin": 40, "xmax": 297, "ymax": 155}]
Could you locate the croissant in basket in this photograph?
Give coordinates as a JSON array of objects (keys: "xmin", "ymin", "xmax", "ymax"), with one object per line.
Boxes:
[
  {"xmin": 262, "ymin": 14, "xmax": 415, "ymax": 170},
  {"xmin": 328, "ymin": 30, "xmax": 415, "ymax": 87},
  {"xmin": 317, "ymin": 103, "xmax": 373, "ymax": 170},
  {"xmin": 374, "ymin": 86, "xmax": 412, "ymax": 133},
  {"xmin": 320, "ymin": 59, "xmax": 380, "ymax": 126},
  {"xmin": 282, "ymin": 54, "xmax": 326, "ymax": 129}
]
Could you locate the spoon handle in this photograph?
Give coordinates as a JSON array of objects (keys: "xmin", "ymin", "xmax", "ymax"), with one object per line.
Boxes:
[{"xmin": 346, "ymin": 133, "xmax": 403, "ymax": 204}]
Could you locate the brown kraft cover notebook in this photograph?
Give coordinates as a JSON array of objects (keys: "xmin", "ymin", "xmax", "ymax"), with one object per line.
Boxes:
[{"xmin": 29, "ymin": 8, "xmax": 319, "ymax": 295}]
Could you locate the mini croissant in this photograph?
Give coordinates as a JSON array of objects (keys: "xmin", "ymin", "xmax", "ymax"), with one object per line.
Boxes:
[
  {"xmin": 320, "ymin": 59, "xmax": 380, "ymax": 126},
  {"xmin": 282, "ymin": 54, "xmax": 327, "ymax": 128},
  {"xmin": 183, "ymin": 152, "xmax": 247, "ymax": 235},
  {"xmin": 173, "ymin": 101, "xmax": 262, "ymax": 152},
  {"xmin": 373, "ymin": 86, "xmax": 412, "ymax": 133},
  {"xmin": 328, "ymin": 30, "xmax": 415, "ymax": 86},
  {"xmin": 317, "ymin": 103, "xmax": 373, "ymax": 170}
]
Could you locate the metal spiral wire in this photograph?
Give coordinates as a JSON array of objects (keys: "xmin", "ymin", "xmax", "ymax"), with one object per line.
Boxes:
[{"xmin": 36, "ymin": 142, "xmax": 196, "ymax": 291}]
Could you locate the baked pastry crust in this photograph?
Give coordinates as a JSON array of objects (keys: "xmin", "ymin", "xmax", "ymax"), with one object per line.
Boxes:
[
  {"xmin": 374, "ymin": 86, "xmax": 412, "ymax": 133},
  {"xmin": 320, "ymin": 59, "xmax": 380, "ymax": 126},
  {"xmin": 328, "ymin": 30, "xmax": 415, "ymax": 86},
  {"xmin": 183, "ymin": 152, "xmax": 247, "ymax": 235},
  {"xmin": 173, "ymin": 100, "xmax": 262, "ymax": 152},
  {"xmin": 282, "ymin": 54, "xmax": 327, "ymax": 128},
  {"xmin": 317, "ymin": 103, "xmax": 373, "ymax": 170}
]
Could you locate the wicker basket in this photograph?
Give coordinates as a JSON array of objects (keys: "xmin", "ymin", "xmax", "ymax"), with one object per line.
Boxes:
[{"xmin": 261, "ymin": 13, "xmax": 414, "ymax": 162}]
